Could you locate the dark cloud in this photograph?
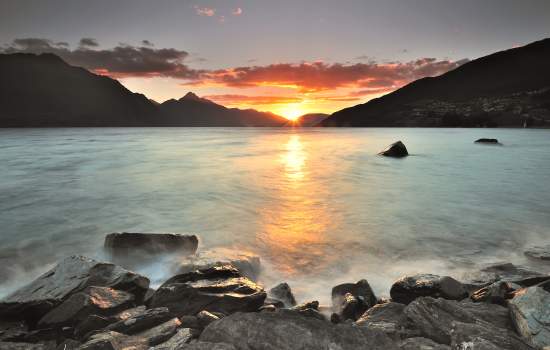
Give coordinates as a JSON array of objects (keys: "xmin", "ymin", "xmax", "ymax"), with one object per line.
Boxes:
[
  {"xmin": 205, "ymin": 94, "xmax": 302, "ymax": 105},
  {"xmin": 79, "ymin": 38, "xmax": 98, "ymax": 47},
  {"xmin": 141, "ymin": 40, "xmax": 154, "ymax": 47},
  {"xmin": 3, "ymin": 38, "xmax": 202, "ymax": 79}
]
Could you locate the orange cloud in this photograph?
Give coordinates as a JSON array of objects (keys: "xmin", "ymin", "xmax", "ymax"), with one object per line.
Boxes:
[
  {"xmin": 204, "ymin": 94, "xmax": 303, "ymax": 105},
  {"xmin": 194, "ymin": 6, "xmax": 215, "ymax": 16}
]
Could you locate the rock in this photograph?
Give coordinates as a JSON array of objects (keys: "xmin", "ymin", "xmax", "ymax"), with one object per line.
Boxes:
[
  {"xmin": 135, "ymin": 318, "xmax": 181, "ymax": 346},
  {"xmin": 463, "ymin": 263, "xmax": 546, "ymax": 289},
  {"xmin": 149, "ymin": 265, "xmax": 266, "ymax": 316},
  {"xmin": 339, "ymin": 293, "xmax": 367, "ymax": 321},
  {"xmin": 259, "ymin": 304, "xmax": 277, "ymax": 312},
  {"xmin": 0, "ymin": 256, "xmax": 149, "ymax": 325},
  {"xmin": 75, "ymin": 315, "xmax": 113, "ymax": 339},
  {"xmin": 105, "ymin": 307, "xmax": 173, "ymax": 335},
  {"xmin": 404, "ymin": 297, "xmax": 512, "ymax": 345},
  {"xmin": 0, "ymin": 320, "xmax": 28, "ymax": 342},
  {"xmin": 196, "ymin": 311, "xmax": 219, "ymax": 329},
  {"xmin": 451, "ymin": 321, "xmax": 533, "ymax": 350},
  {"xmin": 390, "ymin": 274, "xmax": 467, "ymax": 304},
  {"xmin": 77, "ymin": 331, "xmax": 148, "ymax": 350},
  {"xmin": 508, "ymin": 280, "xmax": 550, "ymax": 349},
  {"xmin": 104, "ymin": 232, "xmax": 198, "ymax": 257},
  {"xmin": 475, "ymin": 138, "xmax": 500, "ymax": 144},
  {"xmin": 176, "ymin": 342, "xmax": 237, "ymax": 350},
  {"xmin": 356, "ymin": 302, "xmax": 418, "ymax": 339},
  {"xmin": 178, "ymin": 316, "xmax": 201, "ymax": 329},
  {"xmin": 113, "ymin": 306, "xmax": 147, "ymax": 322},
  {"xmin": 38, "ymin": 287, "xmax": 134, "ymax": 328},
  {"xmin": 291, "ymin": 300, "xmax": 319, "ymax": 312},
  {"xmin": 0, "ymin": 343, "xmax": 49, "ymax": 350},
  {"xmin": 56, "ymin": 339, "xmax": 81, "ymax": 350},
  {"xmin": 262, "ymin": 298, "xmax": 284, "ymax": 308},
  {"xmin": 524, "ymin": 244, "xmax": 550, "ymax": 261},
  {"xmin": 175, "ymin": 248, "xmax": 261, "ymax": 281},
  {"xmin": 379, "ymin": 141, "xmax": 409, "ymax": 158},
  {"xmin": 152, "ymin": 328, "xmax": 193, "ymax": 350},
  {"xmin": 399, "ymin": 337, "xmax": 450, "ymax": 350},
  {"xmin": 200, "ymin": 309, "xmax": 399, "ymax": 350},
  {"xmin": 332, "ymin": 279, "xmax": 377, "ymax": 311},
  {"xmin": 470, "ymin": 281, "xmax": 520, "ymax": 305},
  {"xmin": 267, "ymin": 283, "xmax": 296, "ymax": 307}
]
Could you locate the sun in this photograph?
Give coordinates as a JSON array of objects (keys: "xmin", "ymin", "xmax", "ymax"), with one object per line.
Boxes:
[{"xmin": 277, "ymin": 103, "xmax": 304, "ymax": 121}]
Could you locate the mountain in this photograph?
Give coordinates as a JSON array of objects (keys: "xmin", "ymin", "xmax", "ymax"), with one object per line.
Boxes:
[
  {"xmin": 284, "ymin": 113, "xmax": 330, "ymax": 127},
  {"xmin": 321, "ymin": 38, "xmax": 550, "ymax": 127},
  {"xmin": 0, "ymin": 53, "xmax": 287, "ymax": 127}
]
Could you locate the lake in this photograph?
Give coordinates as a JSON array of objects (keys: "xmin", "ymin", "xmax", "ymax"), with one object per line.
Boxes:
[{"xmin": 1, "ymin": 127, "xmax": 549, "ymax": 303}]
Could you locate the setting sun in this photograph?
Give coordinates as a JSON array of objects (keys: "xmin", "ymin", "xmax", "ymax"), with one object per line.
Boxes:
[{"xmin": 276, "ymin": 103, "xmax": 305, "ymax": 121}]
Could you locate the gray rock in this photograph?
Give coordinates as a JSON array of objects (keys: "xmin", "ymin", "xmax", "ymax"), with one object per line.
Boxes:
[
  {"xmin": 149, "ymin": 265, "xmax": 266, "ymax": 316},
  {"xmin": 291, "ymin": 300, "xmax": 319, "ymax": 311},
  {"xmin": 152, "ymin": 328, "xmax": 193, "ymax": 350},
  {"xmin": 390, "ymin": 274, "xmax": 467, "ymax": 304},
  {"xmin": 0, "ymin": 256, "xmax": 149, "ymax": 324},
  {"xmin": 104, "ymin": 232, "xmax": 198, "ymax": 257},
  {"xmin": 356, "ymin": 302, "xmax": 418, "ymax": 339},
  {"xmin": 470, "ymin": 281, "xmax": 520, "ymax": 305},
  {"xmin": 463, "ymin": 263, "xmax": 546, "ymax": 289},
  {"xmin": 38, "ymin": 287, "xmax": 134, "ymax": 328},
  {"xmin": 399, "ymin": 337, "xmax": 450, "ymax": 350},
  {"xmin": 509, "ymin": 280, "xmax": 550, "ymax": 349},
  {"xmin": 135, "ymin": 318, "xmax": 181, "ymax": 346},
  {"xmin": 451, "ymin": 321, "xmax": 533, "ymax": 350},
  {"xmin": 178, "ymin": 342, "xmax": 237, "ymax": 350},
  {"xmin": 77, "ymin": 331, "xmax": 147, "ymax": 350},
  {"xmin": 339, "ymin": 293, "xmax": 367, "ymax": 321},
  {"xmin": 56, "ymin": 339, "xmax": 81, "ymax": 350},
  {"xmin": 75, "ymin": 315, "xmax": 113, "ymax": 339},
  {"xmin": 524, "ymin": 244, "xmax": 550, "ymax": 261},
  {"xmin": 268, "ymin": 283, "xmax": 296, "ymax": 307},
  {"xmin": 0, "ymin": 320, "xmax": 28, "ymax": 342},
  {"xmin": 200, "ymin": 309, "xmax": 399, "ymax": 350},
  {"xmin": 379, "ymin": 141, "xmax": 409, "ymax": 158},
  {"xmin": 332, "ymin": 279, "xmax": 377, "ymax": 313},
  {"xmin": 404, "ymin": 297, "xmax": 512, "ymax": 345},
  {"xmin": 0, "ymin": 343, "xmax": 49, "ymax": 350},
  {"xmin": 105, "ymin": 307, "xmax": 173, "ymax": 335},
  {"xmin": 196, "ymin": 311, "xmax": 219, "ymax": 329}
]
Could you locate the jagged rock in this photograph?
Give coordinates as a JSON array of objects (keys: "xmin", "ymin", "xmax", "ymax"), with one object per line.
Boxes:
[
  {"xmin": 200, "ymin": 309, "xmax": 399, "ymax": 350},
  {"xmin": 149, "ymin": 266, "xmax": 266, "ymax": 316},
  {"xmin": 291, "ymin": 300, "xmax": 319, "ymax": 312},
  {"xmin": 0, "ymin": 343, "xmax": 49, "ymax": 350},
  {"xmin": 390, "ymin": 274, "xmax": 467, "ymax": 304},
  {"xmin": 332, "ymin": 279, "xmax": 377, "ymax": 312},
  {"xmin": 196, "ymin": 311, "xmax": 219, "ymax": 329},
  {"xmin": 77, "ymin": 331, "xmax": 148, "ymax": 350},
  {"xmin": 105, "ymin": 307, "xmax": 173, "ymax": 335},
  {"xmin": 475, "ymin": 138, "xmax": 500, "ymax": 144},
  {"xmin": 356, "ymin": 302, "xmax": 418, "ymax": 339},
  {"xmin": 75, "ymin": 315, "xmax": 113, "ymax": 339},
  {"xmin": 152, "ymin": 328, "xmax": 193, "ymax": 350},
  {"xmin": 451, "ymin": 321, "xmax": 533, "ymax": 350},
  {"xmin": 470, "ymin": 281, "xmax": 520, "ymax": 305},
  {"xmin": 56, "ymin": 339, "xmax": 81, "ymax": 350},
  {"xmin": 404, "ymin": 297, "xmax": 512, "ymax": 345},
  {"xmin": 399, "ymin": 337, "xmax": 450, "ymax": 350},
  {"xmin": 524, "ymin": 244, "xmax": 550, "ymax": 261},
  {"xmin": 508, "ymin": 280, "xmax": 550, "ymax": 349},
  {"xmin": 0, "ymin": 320, "xmax": 28, "ymax": 342},
  {"xmin": 268, "ymin": 283, "xmax": 296, "ymax": 307},
  {"xmin": 463, "ymin": 263, "xmax": 546, "ymax": 290},
  {"xmin": 135, "ymin": 318, "xmax": 181, "ymax": 346},
  {"xmin": 38, "ymin": 287, "xmax": 134, "ymax": 328},
  {"xmin": 104, "ymin": 232, "xmax": 198, "ymax": 257},
  {"xmin": 262, "ymin": 298, "xmax": 284, "ymax": 308},
  {"xmin": 175, "ymin": 248, "xmax": 261, "ymax": 281},
  {"xmin": 0, "ymin": 256, "xmax": 149, "ymax": 325},
  {"xmin": 259, "ymin": 304, "xmax": 277, "ymax": 312},
  {"xmin": 113, "ymin": 306, "xmax": 147, "ymax": 321},
  {"xmin": 339, "ymin": 293, "xmax": 367, "ymax": 321},
  {"xmin": 379, "ymin": 141, "xmax": 409, "ymax": 158},
  {"xmin": 178, "ymin": 316, "xmax": 201, "ymax": 329},
  {"xmin": 176, "ymin": 342, "xmax": 237, "ymax": 350}
]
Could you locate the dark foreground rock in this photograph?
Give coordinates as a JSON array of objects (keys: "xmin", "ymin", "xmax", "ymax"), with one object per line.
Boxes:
[
  {"xmin": 378, "ymin": 141, "xmax": 409, "ymax": 158},
  {"xmin": 508, "ymin": 280, "xmax": 550, "ymax": 349},
  {"xmin": 0, "ymin": 256, "xmax": 149, "ymax": 325},
  {"xmin": 390, "ymin": 274, "xmax": 467, "ymax": 304},
  {"xmin": 399, "ymin": 337, "xmax": 450, "ymax": 350},
  {"xmin": 105, "ymin": 232, "xmax": 198, "ymax": 258},
  {"xmin": 200, "ymin": 309, "xmax": 399, "ymax": 350},
  {"xmin": 105, "ymin": 307, "xmax": 173, "ymax": 335},
  {"xmin": 463, "ymin": 263, "xmax": 549, "ymax": 293},
  {"xmin": 524, "ymin": 244, "xmax": 550, "ymax": 261},
  {"xmin": 0, "ymin": 342, "xmax": 50, "ymax": 350},
  {"xmin": 267, "ymin": 283, "xmax": 296, "ymax": 307},
  {"xmin": 475, "ymin": 138, "xmax": 500, "ymax": 144},
  {"xmin": 356, "ymin": 302, "xmax": 418, "ymax": 339},
  {"xmin": 332, "ymin": 279, "xmax": 377, "ymax": 320},
  {"xmin": 149, "ymin": 265, "xmax": 266, "ymax": 316}
]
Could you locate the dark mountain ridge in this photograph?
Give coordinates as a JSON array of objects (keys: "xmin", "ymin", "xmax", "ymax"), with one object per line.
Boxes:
[{"xmin": 322, "ymin": 38, "xmax": 550, "ymax": 127}]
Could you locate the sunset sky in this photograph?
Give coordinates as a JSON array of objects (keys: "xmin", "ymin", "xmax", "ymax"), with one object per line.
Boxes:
[{"xmin": 1, "ymin": 0, "xmax": 549, "ymax": 118}]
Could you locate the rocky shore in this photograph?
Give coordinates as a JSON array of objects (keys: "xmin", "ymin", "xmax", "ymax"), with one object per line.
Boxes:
[{"xmin": 1, "ymin": 233, "xmax": 549, "ymax": 350}]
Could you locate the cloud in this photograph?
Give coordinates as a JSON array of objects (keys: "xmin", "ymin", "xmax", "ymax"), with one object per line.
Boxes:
[
  {"xmin": 194, "ymin": 6, "xmax": 215, "ymax": 16},
  {"xmin": 3, "ymin": 38, "xmax": 202, "ymax": 79},
  {"xmin": 232, "ymin": 7, "xmax": 243, "ymax": 15},
  {"xmin": 141, "ymin": 40, "xmax": 154, "ymax": 47},
  {"xmin": 204, "ymin": 94, "xmax": 302, "ymax": 105}
]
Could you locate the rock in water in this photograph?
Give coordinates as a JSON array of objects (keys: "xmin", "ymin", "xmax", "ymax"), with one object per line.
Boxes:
[
  {"xmin": 268, "ymin": 283, "xmax": 296, "ymax": 307},
  {"xmin": 149, "ymin": 265, "xmax": 266, "ymax": 316},
  {"xmin": 200, "ymin": 309, "xmax": 399, "ymax": 350},
  {"xmin": 508, "ymin": 280, "xmax": 550, "ymax": 349},
  {"xmin": 378, "ymin": 141, "xmax": 408, "ymax": 157},
  {"xmin": 390, "ymin": 274, "xmax": 467, "ymax": 304},
  {"xmin": 332, "ymin": 279, "xmax": 377, "ymax": 315},
  {"xmin": 524, "ymin": 244, "xmax": 550, "ymax": 261},
  {"xmin": 104, "ymin": 232, "xmax": 198, "ymax": 257},
  {"xmin": 475, "ymin": 138, "xmax": 500, "ymax": 144},
  {"xmin": 0, "ymin": 256, "xmax": 149, "ymax": 324}
]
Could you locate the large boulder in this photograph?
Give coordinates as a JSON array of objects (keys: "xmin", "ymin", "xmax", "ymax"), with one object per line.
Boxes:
[
  {"xmin": 390, "ymin": 274, "xmax": 467, "ymax": 304},
  {"xmin": 267, "ymin": 283, "xmax": 296, "ymax": 307},
  {"xmin": 524, "ymin": 244, "xmax": 550, "ymax": 261},
  {"xmin": 378, "ymin": 141, "xmax": 408, "ymax": 158},
  {"xmin": 174, "ymin": 248, "xmax": 261, "ymax": 281},
  {"xmin": 149, "ymin": 265, "xmax": 266, "ymax": 316},
  {"xmin": 200, "ymin": 309, "xmax": 399, "ymax": 349},
  {"xmin": 404, "ymin": 297, "xmax": 518, "ymax": 346},
  {"xmin": 508, "ymin": 280, "xmax": 550, "ymax": 349},
  {"xmin": 0, "ymin": 256, "xmax": 149, "ymax": 325},
  {"xmin": 356, "ymin": 302, "xmax": 418, "ymax": 339}
]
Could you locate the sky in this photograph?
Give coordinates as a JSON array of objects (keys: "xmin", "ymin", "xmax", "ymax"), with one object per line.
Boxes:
[{"xmin": 1, "ymin": 0, "xmax": 549, "ymax": 118}]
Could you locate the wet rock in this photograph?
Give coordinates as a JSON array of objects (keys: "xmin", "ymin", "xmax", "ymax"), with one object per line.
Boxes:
[
  {"xmin": 339, "ymin": 293, "xmax": 367, "ymax": 321},
  {"xmin": 399, "ymin": 337, "xmax": 450, "ymax": 350},
  {"xmin": 0, "ymin": 343, "xmax": 49, "ymax": 350},
  {"xmin": 451, "ymin": 321, "xmax": 533, "ymax": 350},
  {"xmin": 379, "ymin": 141, "xmax": 408, "ymax": 158},
  {"xmin": 0, "ymin": 256, "xmax": 149, "ymax": 325},
  {"xmin": 135, "ymin": 318, "xmax": 181, "ymax": 346},
  {"xmin": 259, "ymin": 304, "xmax": 277, "ymax": 312},
  {"xmin": 149, "ymin": 265, "xmax": 266, "ymax": 316},
  {"xmin": 508, "ymin": 280, "xmax": 550, "ymax": 349},
  {"xmin": 463, "ymin": 263, "xmax": 546, "ymax": 290},
  {"xmin": 38, "ymin": 287, "xmax": 134, "ymax": 328},
  {"xmin": 152, "ymin": 328, "xmax": 193, "ymax": 350},
  {"xmin": 291, "ymin": 300, "xmax": 319, "ymax": 312},
  {"xmin": 200, "ymin": 309, "xmax": 399, "ymax": 350},
  {"xmin": 524, "ymin": 244, "xmax": 550, "ymax": 261},
  {"xmin": 356, "ymin": 302, "xmax": 418, "ymax": 339},
  {"xmin": 177, "ymin": 342, "xmax": 237, "ymax": 350},
  {"xmin": 262, "ymin": 298, "xmax": 284, "ymax": 308},
  {"xmin": 105, "ymin": 307, "xmax": 173, "ymax": 335},
  {"xmin": 104, "ymin": 232, "xmax": 198, "ymax": 257},
  {"xmin": 175, "ymin": 248, "xmax": 261, "ymax": 281},
  {"xmin": 475, "ymin": 138, "xmax": 500, "ymax": 144},
  {"xmin": 404, "ymin": 297, "xmax": 512, "ymax": 345},
  {"xmin": 268, "ymin": 283, "xmax": 296, "ymax": 307},
  {"xmin": 390, "ymin": 274, "xmax": 467, "ymax": 304},
  {"xmin": 196, "ymin": 311, "xmax": 220, "ymax": 329},
  {"xmin": 470, "ymin": 281, "xmax": 520, "ymax": 305},
  {"xmin": 77, "ymin": 331, "xmax": 147, "ymax": 350},
  {"xmin": 332, "ymin": 279, "xmax": 377, "ymax": 312}
]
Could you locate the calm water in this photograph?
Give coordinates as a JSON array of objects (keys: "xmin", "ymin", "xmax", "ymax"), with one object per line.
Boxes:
[{"xmin": 1, "ymin": 127, "xmax": 550, "ymax": 302}]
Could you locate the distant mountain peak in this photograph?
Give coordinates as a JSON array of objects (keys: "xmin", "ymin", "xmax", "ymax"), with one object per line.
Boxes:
[{"xmin": 180, "ymin": 92, "xmax": 215, "ymax": 104}]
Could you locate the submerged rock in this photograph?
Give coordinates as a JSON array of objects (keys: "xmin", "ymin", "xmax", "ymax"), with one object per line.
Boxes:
[
  {"xmin": 200, "ymin": 309, "xmax": 399, "ymax": 350},
  {"xmin": 149, "ymin": 265, "xmax": 266, "ymax": 316},
  {"xmin": 268, "ymin": 283, "xmax": 296, "ymax": 307},
  {"xmin": 378, "ymin": 141, "xmax": 409, "ymax": 158},
  {"xmin": 508, "ymin": 280, "xmax": 550, "ymax": 349},
  {"xmin": 524, "ymin": 244, "xmax": 550, "ymax": 261},
  {"xmin": 0, "ymin": 256, "xmax": 149, "ymax": 325},
  {"xmin": 475, "ymin": 138, "xmax": 500, "ymax": 144},
  {"xmin": 390, "ymin": 274, "xmax": 467, "ymax": 304}
]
